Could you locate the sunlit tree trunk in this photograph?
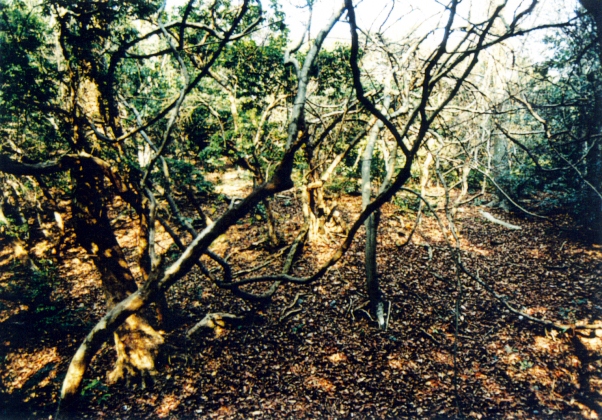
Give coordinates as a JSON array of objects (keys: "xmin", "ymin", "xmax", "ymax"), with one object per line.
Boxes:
[
  {"xmin": 361, "ymin": 96, "xmax": 390, "ymax": 329},
  {"xmin": 301, "ymin": 128, "xmax": 349, "ymax": 243},
  {"xmin": 71, "ymin": 161, "xmax": 163, "ymax": 386}
]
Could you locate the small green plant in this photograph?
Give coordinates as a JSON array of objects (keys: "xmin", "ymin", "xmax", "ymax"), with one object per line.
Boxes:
[
  {"xmin": 467, "ymin": 170, "xmax": 484, "ymax": 192},
  {"xmin": 252, "ymin": 202, "xmax": 268, "ymax": 221},
  {"xmin": 166, "ymin": 243, "xmax": 180, "ymax": 261},
  {"xmin": 97, "ymin": 393, "xmax": 112, "ymax": 404},
  {"xmin": 519, "ymin": 360, "xmax": 534, "ymax": 370},
  {"xmin": 35, "ymin": 304, "xmax": 56, "ymax": 314},
  {"xmin": 558, "ymin": 307, "xmax": 575, "ymax": 322},
  {"xmin": 2, "ymin": 219, "xmax": 29, "ymax": 239},
  {"xmin": 327, "ymin": 178, "xmax": 359, "ymax": 195},
  {"xmin": 81, "ymin": 378, "xmax": 108, "ymax": 397}
]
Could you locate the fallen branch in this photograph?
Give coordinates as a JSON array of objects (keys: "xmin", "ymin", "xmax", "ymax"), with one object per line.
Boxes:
[
  {"xmin": 279, "ymin": 292, "xmax": 307, "ymax": 322},
  {"xmin": 349, "ymin": 300, "xmax": 370, "ymax": 322},
  {"xmin": 279, "ymin": 307, "xmax": 303, "ymax": 323},
  {"xmin": 385, "ymin": 301, "xmax": 392, "ymax": 331},
  {"xmin": 471, "ymin": 166, "xmax": 548, "ymax": 219},
  {"xmin": 187, "ymin": 313, "xmax": 242, "ymax": 337},
  {"xmin": 479, "ymin": 210, "xmax": 522, "ymax": 230},
  {"xmin": 419, "ymin": 328, "xmax": 440, "ymax": 345},
  {"xmin": 459, "ymin": 262, "xmax": 602, "ymax": 331}
]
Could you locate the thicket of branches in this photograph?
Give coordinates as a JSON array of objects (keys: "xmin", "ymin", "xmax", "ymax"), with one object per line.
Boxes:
[{"xmin": 0, "ymin": 0, "xmax": 600, "ymax": 414}]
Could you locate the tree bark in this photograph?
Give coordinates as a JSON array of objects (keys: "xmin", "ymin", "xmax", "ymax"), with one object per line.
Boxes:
[
  {"xmin": 57, "ymin": 4, "xmax": 347, "ymax": 408},
  {"xmin": 70, "ymin": 161, "xmax": 163, "ymax": 389},
  {"xmin": 302, "ymin": 173, "xmax": 329, "ymax": 241},
  {"xmin": 361, "ymin": 97, "xmax": 390, "ymax": 330},
  {"xmin": 578, "ymin": 0, "xmax": 602, "ymax": 241},
  {"xmin": 263, "ymin": 198, "xmax": 280, "ymax": 247}
]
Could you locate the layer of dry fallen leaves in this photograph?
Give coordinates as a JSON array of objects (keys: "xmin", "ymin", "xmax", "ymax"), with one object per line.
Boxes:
[{"xmin": 1, "ymin": 185, "xmax": 602, "ymax": 419}]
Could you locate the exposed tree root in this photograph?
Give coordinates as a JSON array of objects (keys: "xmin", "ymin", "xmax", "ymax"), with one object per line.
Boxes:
[
  {"xmin": 187, "ymin": 313, "xmax": 242, "ymax": 337},
  {"xmin": 107, "ymin": 314, "xmax": 164, "ymax": 388},
  {"xmin": 279, "ymin": 292, "xmax": 307, "ymax": 323}
]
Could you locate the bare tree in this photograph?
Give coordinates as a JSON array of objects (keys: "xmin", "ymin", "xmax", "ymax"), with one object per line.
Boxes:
[{"xmin": 0, "ymin": 0, "xmax": 580, "ymax": 415}]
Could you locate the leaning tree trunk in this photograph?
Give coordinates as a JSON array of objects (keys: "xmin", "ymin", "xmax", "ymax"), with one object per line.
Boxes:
[
  {"xmin": 361, "ymin": 110, "xmax": 388, "ymax": 329},
  {"xmin": 71, "ymin": 162, "xmax": 164, "ymax": 388}
]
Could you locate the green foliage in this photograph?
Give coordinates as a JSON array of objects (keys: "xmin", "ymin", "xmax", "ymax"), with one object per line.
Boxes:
[
  {"xmin": 47, "ymin": 0, "xmax": 161, "ymax": 68},
  {"xmin": 184, "ymin": 106, "xmax": 224, "ymax": 152},
  {"xmin": 327, "ymin": 166, "xmax": 360, "ymax": 195},
  {"xmin": 117, "ymin": 57, "xmax": 177, "ymax": 116},
  {"xmin": 491, "ymin": 9, "xmax": 602, "ymax": 239},
  {"xmin": 466, "ymin": 170, "xmax": 484, "ymax": 192},
  {"xmin": 312, "ymin": 44, "xmax": 354, "ymax": 99},
  {"xmin": 0, "ymin": 0, "xmax": 58, "ymax": 110},
  {"xmin": 81, "ymin": 378, "xmax": 109, "ymax": 397},
  {"xmin": 0, "ymin": 258, "xmax": 58, "ymax": 313},
  {"xmin": 252, "ymin": 201, "xmax": 267, "ymax": 220},
  {"xmin": 197, "ymin": 135, "xmax": 229, "ymax": 172},
  {"xmin": 558, "ymin": 306, "xmax": 576, "ymax": 323},
  {"xmin": 326, "ymin": 177, "xmax": 359, "ymax": 195},
  {"xmin": 393, "ymin": 195, "xmax": 420, "ymax": 213},
  {"xmin": 0, "ymin": 0, "xmax": 71, "ymax": 159},
  {"xmin": 165, "ymin": 158, "xmax": 213, "ymax": 196},
  {"xmin": 496, "ymin": 166, "xmax": 538, "ymax": 198},
  {"xmin": 219, "ymin": 39, "xmax": 291, "ymax": 102},
  {"xmin": 0, "ymin": 217, "xmax": 29, "ymax": 239}
]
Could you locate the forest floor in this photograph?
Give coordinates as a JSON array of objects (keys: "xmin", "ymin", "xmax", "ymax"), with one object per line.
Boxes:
[{"xmin": 1, "ymin": 179, "xmax": 602, "ymax": 419}]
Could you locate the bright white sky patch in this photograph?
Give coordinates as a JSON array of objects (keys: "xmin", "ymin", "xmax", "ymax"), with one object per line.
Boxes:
[{"xmin": 165, "ymin": 0, "xmax": 580, "ymax": 56}]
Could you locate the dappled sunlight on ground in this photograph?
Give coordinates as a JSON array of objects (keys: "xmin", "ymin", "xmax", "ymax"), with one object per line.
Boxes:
[
  {"xmin": 533, "ymin": 335, "xmax": 563, "ymax": 353},
  {"xmin": 61, "ymin": 255, "xmax": 101, "ymax": 299},
  {"xmin": 2, "ymin": 347, "xmax": 59, "ymax": 391},
  {"xmin": 207, "ymin": 169, "xmax": 253, "ymax": 198},
  {"xmin": 155, "ymin": 394, "xmax": 181, "ymax": 418},
  {"xmin": 581, "ymin": 331, "xmax": 602, "ymax": 353},
  {"xmin": 30, "ymin": 240, "xmax": 54, "ymax": 259},
  {"xmin": 1, "ymin": 188, "xmax": 602, "ymax": 418}
]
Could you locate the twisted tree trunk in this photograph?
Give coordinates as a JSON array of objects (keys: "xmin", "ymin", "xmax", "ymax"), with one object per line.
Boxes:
[{"xmin": 71, "ymin": 162, "xmax": 163, "ymax": 388}]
